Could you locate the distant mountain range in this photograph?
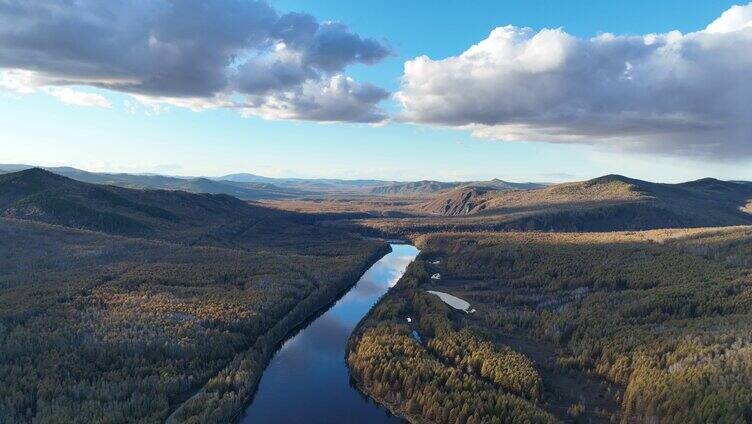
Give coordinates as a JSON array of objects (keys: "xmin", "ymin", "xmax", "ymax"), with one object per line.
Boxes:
[
  {"xmin": 219, "ymin": 172, "xmax": 393, "ymax": 190},
  {"xmin": 0, "ymin": 165, "xmax": 312, "ymax": 200},
  {"xmin": 369, "ymin": 179, "xmax": 543, "ymax": 196},
  {"xmin": 4, "ymin": 166, "xmax": 752, "ymax": 236},
  {"xmin": 0, "ymin": 164, "xmax": 542, "ymax": 199},
  {"xmin": 0, "ymin": 167, "xmax": 329, "ymax": 246}
]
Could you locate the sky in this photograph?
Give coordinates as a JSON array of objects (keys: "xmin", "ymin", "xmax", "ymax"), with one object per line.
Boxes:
[{"xmin": 0, "ymin": 0, "xmax": 750, "ymax": 182}]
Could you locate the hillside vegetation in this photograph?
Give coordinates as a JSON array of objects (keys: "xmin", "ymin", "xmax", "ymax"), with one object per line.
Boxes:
[
  {"xmin": 351, "ymin": 227, "xmax": 752, "ymax": 423},
  {"xmin": 0, "ymin": 164, "xmax": 304, "ymax": 200},
  {"xmin": 0, "ymin": 169, "xmax": 387, "ymax": 423},
  {"xmin": 348, "ymin": 259, "xmax": 556, "ymax": 424},
  {"xmin": 0, "ymin": 165, "xmax": 405, "ymax": 198},
  {"xmin": 0, "ymin": 168, "xmax": 328, "ymax": 246},
  {"xmin": 344, "ymin": 175, "xmax": 752, "ymax": 235}
]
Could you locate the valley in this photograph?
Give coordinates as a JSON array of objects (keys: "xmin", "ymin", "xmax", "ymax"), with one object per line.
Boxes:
[
  {"xmin": 3, "ymin": 167, "xmax": 752, "ymax": 423},
  {"xmin": 3, "ymin": 2, "xmax": 750, "ymax": 423}
]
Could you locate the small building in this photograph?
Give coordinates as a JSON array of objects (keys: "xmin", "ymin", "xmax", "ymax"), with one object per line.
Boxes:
[
  {"xmin": 431, "ymin": 273, "xmax": 441, "ymax": 280},
  {"xmin": 430, "ymin": 260, "xmax": 441, "ymax": 265},
  {"xmin": 406, "ymin": 317, "xmax": 412, "ymax": 323}
]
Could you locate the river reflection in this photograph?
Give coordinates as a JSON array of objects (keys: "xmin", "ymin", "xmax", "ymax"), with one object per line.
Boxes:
[{"xmin": 241, "ymin": 244, "xmax": 418, "ymax": 424}]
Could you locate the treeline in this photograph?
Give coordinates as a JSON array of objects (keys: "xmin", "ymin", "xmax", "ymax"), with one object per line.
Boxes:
[
  {"xmin": 350, "ymin": 325, "xmax": 555, "ymax": 424},
  {"xmin": 348, "ymin": 258, "xmax": 553, "ymax": 424}
]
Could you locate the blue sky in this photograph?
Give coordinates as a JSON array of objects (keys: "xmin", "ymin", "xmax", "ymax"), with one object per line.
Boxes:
[{"xmin": 1, "ymin": 0, "xmax": 749, "ymax": 182}]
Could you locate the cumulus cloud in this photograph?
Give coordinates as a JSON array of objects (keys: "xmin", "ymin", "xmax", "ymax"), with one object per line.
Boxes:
[
  {"xmin": 396, "ymin": 3, "xmax": 752, "ymax": 159},
  {"xmin": 0, "ymin": 0, "xmax": 390, "ymax": 122},
  {"xmin": 241, "ymin": 75, "xmax": 389, "ymax": 123}
]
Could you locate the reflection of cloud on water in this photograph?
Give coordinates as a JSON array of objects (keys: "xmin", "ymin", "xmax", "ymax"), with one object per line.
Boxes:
[
  {"xmin": 278, "ymin": 246, "xmax": 418, "ymax": 354},
  {"xmin": 382, "ymin": 254, "xmax": 417, "ymax": 286},
  {"xmin": 380, "ymin": 245, "xmax": 420, "ymax": 286},
  {"xmin": 265, "ymin": 245, "xmax": 419, "ymax": 369},
  {"xmin": 346, "ymin": 246, "xmax": 419, "ymax": 301}
]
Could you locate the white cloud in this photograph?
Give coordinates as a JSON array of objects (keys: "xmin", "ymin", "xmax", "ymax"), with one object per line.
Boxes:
[
  {"xmin": 396, "ymin": 3, "xmax": 752, "ymax": 159},
  {"xmin": 129, "ymin": 94, "xmax": 230, "ymax": 113},
  {"xmin": 44, "ymin": 87, "xmax": 111, "ymax": 108},
  {"xmin": 240, "ymin": 75, "xmax": 388, "ymax": 123},
  {"xmin": 706, "ymin": 3, "xmax": 752, "ymax": 33},
  {"xmin": 0, "ymin": 69, "xmax": 111, "ymax": 107},
  {"xmin": 0, "ymin": 69, "xmax": 36, "ymax": 94},
  {"xmin": 0, "ymin": 0, "xmax": 390, "ymax": 123}
]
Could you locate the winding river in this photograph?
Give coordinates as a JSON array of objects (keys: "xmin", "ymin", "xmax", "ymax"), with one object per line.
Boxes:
[{"xmin": 241, "ymin": 244, "xmax": 419, "ymax": 423}]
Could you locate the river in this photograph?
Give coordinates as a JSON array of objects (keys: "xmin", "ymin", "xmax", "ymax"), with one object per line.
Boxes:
[{"xmin": 240, "ymin": 243, "xmax": 419, "ymax": 423}]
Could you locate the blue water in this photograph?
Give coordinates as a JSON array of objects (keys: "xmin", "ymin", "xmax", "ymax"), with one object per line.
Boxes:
[{"xmin": 241, "ymin": 244, "xmax": 419, "ymax": 424}]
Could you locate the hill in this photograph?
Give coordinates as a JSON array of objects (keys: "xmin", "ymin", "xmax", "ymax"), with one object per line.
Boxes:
[
  {"xmin": 418, "ymin": 175, "xmax": 650, "ymax": 216},
  {"xmin": 0, "ymin": 165, "xmax": 301, "ymax": 200},
  {"xmin": 0, "ymin": 168, "xmax": 290, "ymax": 241},
  {"xmin": 414, "ymin": 175, "xmax": 752, "ymax": 226},
  {"xmin": 0, "ymin": 164, "xmax": 545, "ymax": 199},
  {"xmin": 327, "ymin": 175, "xmax": 752, "ymax": 236},
  {"xmin": 370, "ymin": 180, "xmax": 461, "ymax": 195}
]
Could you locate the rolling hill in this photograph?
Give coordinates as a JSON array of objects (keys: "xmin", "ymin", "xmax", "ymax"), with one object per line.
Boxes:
[
  {"xmin": 0, "ymin": 164, "xmax": 548, "ymax": 199},
  {"xmin": 0, "ymin": 165, "xmax": 302, "ymax": 200},
  {"xmin": 370, "ymin": 180, "xmax": 460, "ymax": 195},
  {"xmin": 419, "ymin": 175, "xmax": 752, "ymax": 222},
  {"xmin": 0, "ymin": 168, "xmax": 333, "ymax": 249},
  {"xmin": 346, "ymin": 175, "xmax": 752, "ymax": 235}
]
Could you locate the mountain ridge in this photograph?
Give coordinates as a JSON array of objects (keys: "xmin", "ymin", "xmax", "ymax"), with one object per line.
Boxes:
[
  {"xmin": 0, "ymin": 168, "xmax": 307, "ymax": 245},
  {"xmin": 0, "ymin": 164, "xmax": 303, "ymax": 200}
]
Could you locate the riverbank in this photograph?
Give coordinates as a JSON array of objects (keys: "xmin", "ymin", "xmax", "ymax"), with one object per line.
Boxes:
[
  {"xmin": 345, "ymin": 254, "xmax": 429, "ymax": 424},
  {"xmin": 347, "ymin": 254, "xmax": 556, "ymax": 424},
  {"xmin": 167, "ymin": 242, "xmax": 392, "ymax": 423}
]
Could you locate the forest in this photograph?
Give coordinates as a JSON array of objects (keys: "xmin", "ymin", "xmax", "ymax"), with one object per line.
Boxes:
[
  {"xmin": 0, "ymin": 169, "xmax": 388, "ymax": 423},
  {"xmin": 349, "ymin": 226, "xmax": 752, "ymax": 423},
  {"xmin": 348, "ymin": 259, "xmax": 556, "ymax": 424}
]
